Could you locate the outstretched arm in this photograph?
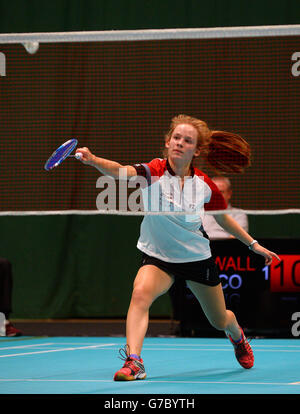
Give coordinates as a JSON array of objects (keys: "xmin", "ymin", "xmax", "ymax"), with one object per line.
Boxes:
[
  {"xmin": 214, "ymin": 213, "xmax": 280, "ymax": 265},
  {"xmin": 76, "ymin": 147, "xmax": 137, "ymax": 179}
]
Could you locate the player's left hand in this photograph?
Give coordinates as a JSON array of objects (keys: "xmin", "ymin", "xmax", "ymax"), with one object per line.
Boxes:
[{"xmin": 251, "ymin": 243, "xmax": 281, "ymax": 265}]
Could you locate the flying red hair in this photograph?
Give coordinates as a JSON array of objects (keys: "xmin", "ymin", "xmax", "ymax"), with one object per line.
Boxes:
[{"xmin": 165, "ymin": 114, "xmax": 251, "ymax": 174}]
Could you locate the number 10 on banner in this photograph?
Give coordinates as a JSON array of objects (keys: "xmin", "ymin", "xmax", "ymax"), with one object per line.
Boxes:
[{"xmin": 270, "ymin": 255, "xmax": 300, "ymax": 292}]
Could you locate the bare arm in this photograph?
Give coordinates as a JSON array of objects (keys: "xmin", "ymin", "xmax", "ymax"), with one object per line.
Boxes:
[
  {"xmin": 214, "ymin": 213, "xmax": 280, "ymax": 265},
  {"xmin": 76, "ymin": 147, "xmax": 137, "ymax": 179}
]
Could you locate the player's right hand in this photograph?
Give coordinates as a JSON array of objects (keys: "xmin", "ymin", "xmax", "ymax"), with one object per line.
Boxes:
[{"xmin": 76, "ymin": 147, "xmax": 96, "ymax": 166}]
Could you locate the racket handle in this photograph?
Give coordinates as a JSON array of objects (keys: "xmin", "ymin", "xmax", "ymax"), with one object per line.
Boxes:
[{"xmin": 75, "ymin": 152, "xmax": 83, "ymax": 160}]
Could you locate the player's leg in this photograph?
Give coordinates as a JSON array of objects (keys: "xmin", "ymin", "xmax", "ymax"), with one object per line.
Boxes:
[
  {"xmin": 185, "ymin": 281, "xmax": 241, "ymax": 338},
  {"xmin": 126, "ymin": 264, "xmax": 174, "ymax": 356},
  {"xmin": 114, "ymin": 265, "xmax": 173, "ymax": 381},
  {"xmin": 186, "ymin": 280, "xmax": 254, "ymax": 369}
]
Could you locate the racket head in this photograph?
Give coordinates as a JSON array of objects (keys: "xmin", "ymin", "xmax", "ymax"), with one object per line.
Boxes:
[{"xmin": 44, "ymin": 139, "xmax": 78, "ymax": 171}]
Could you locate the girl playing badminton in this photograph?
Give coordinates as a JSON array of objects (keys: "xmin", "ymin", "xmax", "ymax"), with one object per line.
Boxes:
[{"xmin": 76, "ymin": 114, "xmax": 280, "ymax": 381}]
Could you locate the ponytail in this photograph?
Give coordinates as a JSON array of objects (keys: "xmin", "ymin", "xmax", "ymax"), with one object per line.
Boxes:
[
  {"xmin": 202, "ymin": 130, "xmax": 251, "ymax": 174},
  {"xmin": 165, "ymin": 115, "xmax": 251, "ymax": 175}
]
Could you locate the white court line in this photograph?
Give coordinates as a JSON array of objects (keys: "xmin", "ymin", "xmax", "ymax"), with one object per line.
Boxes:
[
  {"xmin": 142, "ymin": 347, "xmax": 300, "ymax": 353},
  {"xmin": 12, "ymin": 343, "xmax": 297, "ymax": 354},
  {"xmin": 245, "ymin": 344, "xmax": 300, "ymax": 348},
  {"xmin": 142, "ymin": 380, "xmax": 300, "ymax": 386},
  {"xmin": 143, "ymin": 341, "xmax": 300, "ymax": 348},
  {"xmin": 29, "ymin": 346, "xmax": 300, "ymax": 353},
  {"xmin": 0, "ymin": 343, "xmax": 116, "ymax": 358},
  {"xmin": 0, "ymin": 378, "xmax": 297, "ymax": 386},
  {"xmin": 15, "ymin": 341, "xmax": 299, "ymax": 349},
  {"xmin": 1, "ymin": 342, "xmax": 298, "ymax": 357},
  {"xmin": 0, "ymin": 343, "xmax": 54, "ymax": 351}
]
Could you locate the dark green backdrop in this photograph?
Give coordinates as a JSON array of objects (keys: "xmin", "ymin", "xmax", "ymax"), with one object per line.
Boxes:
[
  {"xmin": 0, "ymin": 0, "xmax": 299, "ymax": 318},
  {"xmin": 1, "ymin": 0, "xmax": 300, "ymax": 32}
]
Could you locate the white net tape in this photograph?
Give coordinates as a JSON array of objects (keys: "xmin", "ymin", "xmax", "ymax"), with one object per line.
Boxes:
[
  {"xmin": 1, "ymin": 24, "xmax": 300, "ymax": 44},
  {"xmin": 0, "ymin": 209, "xmax": 299, "ymax": 216}
]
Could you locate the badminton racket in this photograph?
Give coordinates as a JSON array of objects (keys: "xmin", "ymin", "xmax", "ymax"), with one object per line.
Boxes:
[{"xmin": 44, "ymin": 139, "xmax": 83, "ymax": 171}]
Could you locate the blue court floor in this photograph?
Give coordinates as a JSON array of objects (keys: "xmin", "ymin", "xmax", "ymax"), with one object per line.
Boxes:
[{"xmin": 0, "ymin": 336, "xmax": 299, "ymax": 394}]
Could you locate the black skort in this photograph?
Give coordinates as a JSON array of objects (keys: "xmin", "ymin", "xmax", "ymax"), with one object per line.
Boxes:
[{"xmin": 141, "ymin": 253, "xmax": 221, "ymax": 287}]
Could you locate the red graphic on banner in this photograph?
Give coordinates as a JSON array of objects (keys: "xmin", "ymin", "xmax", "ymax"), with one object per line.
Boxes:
[
  {"xmin": 215, "ymin": 256, "xmax": 256, "ymax": 272},
  {"xmin": 270, "ymin": 255, "xmax": 300, "ymax": 292}
]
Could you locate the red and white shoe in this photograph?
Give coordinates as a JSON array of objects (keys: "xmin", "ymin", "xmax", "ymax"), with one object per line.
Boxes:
[
  {"xmin": 5, "ymin": 322, "xmax": 23, "ymax": 337},
  {"xmin": 227, "ymin": 328, "xmax": 254, "ymax": 369},
  {"xmin": 114, "ymin": 345, "xmax": 146, "ymax": 381}
]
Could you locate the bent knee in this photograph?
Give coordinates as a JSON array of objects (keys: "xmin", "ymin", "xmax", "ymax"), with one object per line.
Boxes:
[{"xmin": 131, "ymin": 286, "xmax": 153, "ymax": 308}]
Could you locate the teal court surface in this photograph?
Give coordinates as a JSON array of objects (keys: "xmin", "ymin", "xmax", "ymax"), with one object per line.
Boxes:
[{"xmin": 0, "ymin": 336, "xmax": 300, "ymax": 395}]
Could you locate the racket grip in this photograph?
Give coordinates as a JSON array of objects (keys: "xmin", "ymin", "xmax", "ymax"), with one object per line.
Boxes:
[{"xmin": 75, "ymin": 152, "xmax": 83, "ymax": 160}]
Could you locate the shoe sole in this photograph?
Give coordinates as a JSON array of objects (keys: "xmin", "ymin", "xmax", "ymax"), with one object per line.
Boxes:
[{"xmin": 114, "ymin": 373, "xmax": 147, "ymax": 381}]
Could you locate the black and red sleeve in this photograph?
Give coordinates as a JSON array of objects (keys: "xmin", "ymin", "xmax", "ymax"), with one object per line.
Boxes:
[{"xmin": 133, "ymin": 159, "xmax": 165, "ymax": 186}]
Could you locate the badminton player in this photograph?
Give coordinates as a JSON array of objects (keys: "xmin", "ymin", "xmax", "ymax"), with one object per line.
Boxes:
[{"xmin": 76, "ymin": 114, "xmax": 280, "ymax": 381}]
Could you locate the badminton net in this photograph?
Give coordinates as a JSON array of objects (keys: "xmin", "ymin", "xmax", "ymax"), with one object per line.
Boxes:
[{"xmin": 0, "ymin": 26, "xmax": 300, "ymax": 215}]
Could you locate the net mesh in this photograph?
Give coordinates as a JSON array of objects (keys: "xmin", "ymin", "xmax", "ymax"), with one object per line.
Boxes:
[{"xmin": 0, "ymin": 29, "xmax": 300, "ymax": 213}]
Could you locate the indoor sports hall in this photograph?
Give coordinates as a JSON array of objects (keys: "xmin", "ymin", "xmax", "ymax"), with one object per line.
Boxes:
[{"xmin": 1, "ymin": 11, "xmax": 300, "ymax": 401}]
